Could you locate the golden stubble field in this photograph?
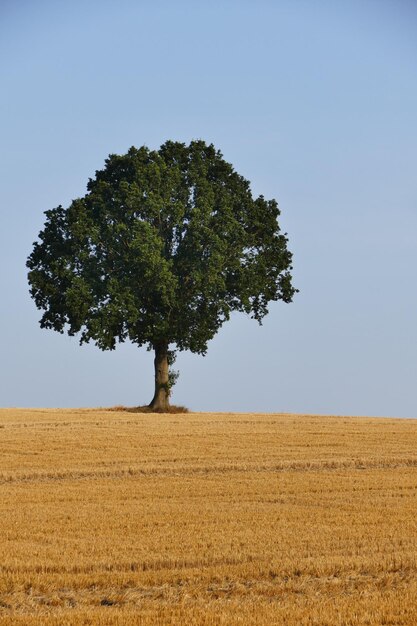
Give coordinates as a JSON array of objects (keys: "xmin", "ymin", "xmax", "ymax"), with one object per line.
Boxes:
[{"xmin": 0, "ymin": 409, "xmax": 416, "ymax": 625}]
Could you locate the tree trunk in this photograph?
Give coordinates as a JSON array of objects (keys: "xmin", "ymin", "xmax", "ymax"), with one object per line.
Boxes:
[{"xmin": 148, "ymin": 343, "xmax": 170, "ymax": 412}]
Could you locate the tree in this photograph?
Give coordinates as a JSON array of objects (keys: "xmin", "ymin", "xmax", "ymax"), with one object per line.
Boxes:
[{"xmin": 27, "ymin": 140, "xmax": 297, "ymax": 411}]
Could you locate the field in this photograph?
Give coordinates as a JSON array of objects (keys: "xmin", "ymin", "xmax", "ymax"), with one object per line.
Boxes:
[{"xmin": 0, "ymin": 409, "xmax": 416, "ymax": 625}]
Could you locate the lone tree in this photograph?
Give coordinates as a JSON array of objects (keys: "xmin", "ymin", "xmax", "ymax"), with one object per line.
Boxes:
[{"xmin": 27, "ymin": 140, "xmax": 296, "ymax": 411}]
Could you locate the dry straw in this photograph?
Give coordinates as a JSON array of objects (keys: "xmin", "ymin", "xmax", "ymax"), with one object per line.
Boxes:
[{"xmin": 0, "ymin": 409, "xmax": 416, "ymax": 625}]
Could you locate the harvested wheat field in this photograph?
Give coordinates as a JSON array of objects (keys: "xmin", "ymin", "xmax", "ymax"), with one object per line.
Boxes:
[{"xmin": 0, "ymin": 409, "xmax": 417, "ymax": 625}]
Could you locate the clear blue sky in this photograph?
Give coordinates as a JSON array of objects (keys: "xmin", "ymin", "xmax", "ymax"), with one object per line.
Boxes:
[{"xmin": 1, "ymin": 0, "xmax": 416, "ymax": 416}]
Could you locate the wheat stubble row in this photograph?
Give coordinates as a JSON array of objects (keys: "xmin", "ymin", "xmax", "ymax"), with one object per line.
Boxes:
[{"xmin": 0, "ymin": 409, "xmax": 416, "ymax": 625}]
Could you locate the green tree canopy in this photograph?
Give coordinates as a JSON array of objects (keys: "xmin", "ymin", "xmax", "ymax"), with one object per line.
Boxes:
[{"xmin": 27, "ymin": 140, "xmax": 297, "ymax": 410}]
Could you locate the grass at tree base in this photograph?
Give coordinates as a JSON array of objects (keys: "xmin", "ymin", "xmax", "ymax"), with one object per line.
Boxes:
[{"xmin": 108, "ymin": 405, "xmax": 189, "ymax": 414}]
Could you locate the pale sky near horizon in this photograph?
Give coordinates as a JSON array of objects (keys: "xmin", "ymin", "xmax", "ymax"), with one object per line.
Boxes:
[{"xmin": 1, "ymin": 0, "xmax": 416, "ymax": 416}]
